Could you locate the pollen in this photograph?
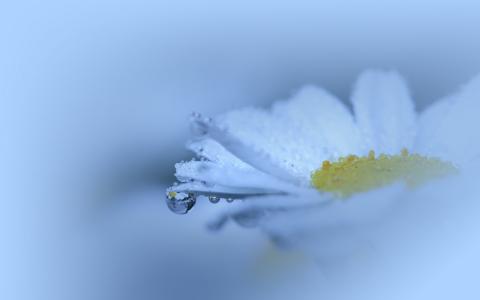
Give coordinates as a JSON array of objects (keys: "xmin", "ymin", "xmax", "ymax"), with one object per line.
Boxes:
[{"xmin": 311, "ymin": 148, "xmax": 457, "ymax": 197}]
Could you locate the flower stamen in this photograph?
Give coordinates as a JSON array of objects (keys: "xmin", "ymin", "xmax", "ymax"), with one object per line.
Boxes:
[{"xmin": 311, "ymin": 148, "xmax": 457, "ymax": 197}]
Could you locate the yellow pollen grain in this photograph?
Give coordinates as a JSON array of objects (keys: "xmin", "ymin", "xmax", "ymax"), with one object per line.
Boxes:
[
  {"xmin": 168, "ymin": 191, "xmax": 177, "ymax": 198},
  {"xmin": 311, "ymin": 148, "xmax": 457, "ymax": 197}
]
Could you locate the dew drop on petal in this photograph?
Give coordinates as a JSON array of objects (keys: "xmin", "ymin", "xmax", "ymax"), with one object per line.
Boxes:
[
  {"xmin": 208, "ymin": 195, "xmax": 220, "ymax": 204},
  {"xmin": 165, "ymin": 191, "xmax": 196, "ymax": 214}
]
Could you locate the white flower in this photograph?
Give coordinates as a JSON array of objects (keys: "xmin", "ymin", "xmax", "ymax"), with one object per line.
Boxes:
[{"xmin": 165, "ymin": 70, "xmax": 480, "ymax": 260}]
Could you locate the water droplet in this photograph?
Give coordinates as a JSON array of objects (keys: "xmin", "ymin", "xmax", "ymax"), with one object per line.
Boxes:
[
  {"xmin": 208, "ymin": 196, "xmax": 220, "ymax": 204},
  {"xmin": 166, "ymin": 192, "xmax": 196, "ymax": 214},
  {"xmin": 226, "ymin": 198, "xmax": 234, "ymax": 203}
]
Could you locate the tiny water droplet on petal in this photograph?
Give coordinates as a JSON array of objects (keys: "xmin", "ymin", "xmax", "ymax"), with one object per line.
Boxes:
[
  {"xmin": 208, "ymin": 196, "xmax": 220, "ymax": 203},
  {"xmin": 165, "ymin": 192, "xmax": 196, "ymax": 214}
]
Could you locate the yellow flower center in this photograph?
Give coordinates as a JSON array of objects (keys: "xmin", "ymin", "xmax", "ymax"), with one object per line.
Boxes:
[{"xmin": 311, "ymin": 149, "xmax": 457, "ymax": 197}]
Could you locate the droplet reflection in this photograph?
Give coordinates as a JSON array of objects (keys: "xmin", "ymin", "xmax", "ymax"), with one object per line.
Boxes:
[{"xmin": 165, "ymin": 191, "xmax": 196, "ymax": 214}]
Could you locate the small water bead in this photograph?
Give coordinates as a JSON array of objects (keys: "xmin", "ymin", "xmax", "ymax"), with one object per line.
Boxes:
[
  {"xmin": 166, "ymin": 191, "xmax": 196, "ymax": 214},
  {"xmin": 208, "ymin": 196, "xmax": 220, "ymax": 204}
]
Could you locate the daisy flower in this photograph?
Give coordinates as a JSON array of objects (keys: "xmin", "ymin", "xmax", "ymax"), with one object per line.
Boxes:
[{"xmin": 165, "ymin": 70, "xmax": 480, "ymax": 257}]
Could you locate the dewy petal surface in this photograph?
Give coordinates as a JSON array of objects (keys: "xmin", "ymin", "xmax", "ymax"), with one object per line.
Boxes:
[
  {"xmin": 415, "ymin": 74, "xmax": 480, "ymax": 166},
  {"xmin": 170, "ymin": 86, "xmax": 365, "ymax": 209},
  {"xmin": 272, "ymin": 86, "xmax": 363, "ymax": 163},
  {"xmin": 351, "ymin": 70, "xmax": 417, "ymax": 154},
  {"xmin": 174, "ymin": 160, "xmax": 297, "ymax": 193},
  {"xmin": 205, "ymin": 86, "xmax": 362, "ymax": 184},
  {"xmin": 192, "ymin": 110, "xmax": 306, "ymax": 185},
  {"xmin": 186, "ymin": 138, "xmax": 253, "ymax": 170}
]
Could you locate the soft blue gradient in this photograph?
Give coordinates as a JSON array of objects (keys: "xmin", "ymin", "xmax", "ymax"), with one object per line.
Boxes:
[{"xmin": 2, "ymin": 1, "xmax": 480, "ymax": 299}]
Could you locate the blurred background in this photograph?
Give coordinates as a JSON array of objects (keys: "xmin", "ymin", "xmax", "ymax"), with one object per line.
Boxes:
[{"xmin": 2, "ymin": 1, "xmax": 480, "ymax": 299}]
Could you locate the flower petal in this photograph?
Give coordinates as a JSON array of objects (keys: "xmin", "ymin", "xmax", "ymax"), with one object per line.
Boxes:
[
  {"xmin": 192, "ymin": 86, "xmax": 363, "ymax": 185},
  {"xmin": 415, "ymin": 74, "xmax": 480, "ymax": 166},
  {"xmin": 272, "ymin": 86, "xmax": 364, "ymax": 160},
  {"xmin": 168, "ymin": 181, "xmax": 283, "ymax": 198},
  {"xmin": 174, "ymin": 160, "xmax": 299, "ymax": 193},
  {"xmin": 351, "ymin": 70, "xmax": 417, "ymax": 154},
  {"xmin": 206, "ymin": 183, "xmax": 403, "ymax": 259},
  {"xmin": 207, "ymin": 192, "xmax": 333, "ymax": 231},
  {"xmin": 260, "ymin": 184, "xmax": 404, "ymax": 258},
  {"xmin": 191, "ymin": 111, "xmax": 306, "ymax": 184},
  {"xmin": 186, "ymin": 138, "xmax": 252, "ymax": 170}
]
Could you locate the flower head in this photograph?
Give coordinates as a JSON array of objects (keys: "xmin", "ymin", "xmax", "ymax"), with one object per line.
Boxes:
[{"xmin": 165, "ymin": 70, "xmax": 480, "ymax": 256}]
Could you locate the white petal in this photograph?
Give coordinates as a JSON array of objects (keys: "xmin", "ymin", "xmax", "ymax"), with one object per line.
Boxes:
[
  {"xmin": 215, "ymin": 106, "xmax": 320, "ymax": 184},
  {"xmin": 168, "ymin": 181, "xmax": 281, "ymax": 198},
  {"xmin": 186, "ymin": 138, "xmax": 252, "ymax": 170},
  {"xmin": 209, "ymin": 183, "xmax": 403, "ymax": 258},
  {"xmin": 351, "ymin": 70, "xmax": 417, "ymax": 154},
  {"xmin": 193, "ymin": 86, "xmax": 362, "ymax": 185},
  {"xmin": 415, "ymin": 74, "xmax": 480, "ymax": 166},
  {"xmin": 272, "ymin": 86, "xmax": 363, "ymax": 160},
  {"xmin": 207, "ymin": 192, "xmax": 334, "ymax": 230},
  {"xmin": 191, "ymin": 112, "xmax": 305, "ymax": 185},
  {"xmin": 175, "ymin": 160, "xmax": 298, "ymax": 193},
  {"xmin": 260, "ymin": 184, "xmax": 404, "ymax": 259}
]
